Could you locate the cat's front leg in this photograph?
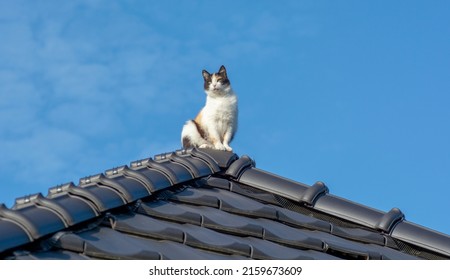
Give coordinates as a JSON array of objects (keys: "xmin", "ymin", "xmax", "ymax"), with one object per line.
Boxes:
[
  {"xmin": 213, "ymin": 142, "xmax": 227, "ymax": 151},
  {"xmin": 207, "ymin": 137, "xmax": 226, "ymax": 150},
  {"xmin": 207, "ymin": 128, "xmax": 227, "ymax": 150},
  {"xmin": 222, "ymin": 128, "xmax": 234, "ymax": 152}
]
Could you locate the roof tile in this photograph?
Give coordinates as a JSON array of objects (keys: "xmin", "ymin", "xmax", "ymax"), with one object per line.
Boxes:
[
  {"xmin": 188, "ymin": 148, "xmax": 222, "ymax": 172},
  {"xmin": 104, "ymin": 165, "xmax": 157, "ymax": 194},
  {"xmin": 244, "ymin": 237, "xmax": 339, "ymax": 260},
  {"xmin": 0, "ymin": 217, "xmax": 32, "ymax": 252},
  {"xmin": 252, "ymin": 218, "xmax": 324, "ymax": 250},
  {"xmin": 391, "ymin": 221, "xmax": 450, "ymax": 258},
  {"xmin": 161, "ymin": 153, "xmax": 213, "ymax": 178},
  {"xmin": 313, "ymin": 194, "xmax": 387, "ymax": 229},
  {"xmin": 109, "ymin": 213, "xmax": 185, "ymax": 243},
  {"xmin": 273, "ymin": 205, "xmax": 331, "ymax": 231},
  {"xmin": 0, "ymin": 197, "xmax": 67, "ymax": 239},
  {"xmin": 67, "ymin": 182, "xmax": 126, "ymax": 212},
  {"xmin": 79, "ymin": 173, "xmax": 149, "ymax": 203},
  {"xmin": 331, "ymin": 225, "xmax": 385, "ymax": 246},
  {"xmin": 234, "ymin": 167, "xmax": 312, "ymax": 202},
  {"xmin": 137, "ymin": 200, "xmax": 203, "ymax": 225},
  {"xmin": 187, "ymin": 148, "xmax": 238, "ymax": 169},
  {"xmin": 170, "ymin": 187, "xmax": 279, "ymax": 219},
  {"xmin": 225, "ymin": 155, "xmax": 255, "ymax": 178},
  {"xmin": 54, "ymin": 228, "xmax": 162, "ymax": 259},
  {"xmin": 128, "ymin": 164, "xmax": 173, "ymax": 192},
  {"xmin": 112, "ymin": 213, "xmax": 252, "ymax": 257},
  {"xmin": 55, "ymin": 227, "xmax": 241, "ymax": 260},
  {"xmin": 176, "ymin": 204, "xmax": 266, "ymax": 237},
  {"xmin": 130, "ymin": 158, "xmax": 186, "ymax": 185},
  {"xmin": 173, "ymin": 224, "xmax": 252, "ymax": 257},
  {"xmin": 46, "ymin": 186, "xmax": 99, "ymax": 224}
]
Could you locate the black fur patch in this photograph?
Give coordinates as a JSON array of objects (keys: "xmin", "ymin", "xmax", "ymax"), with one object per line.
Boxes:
[
  {"xmin": 182, "ymin": 120, "xmax": 207, "ymax": 149},
  {"xmin": 193, "ymin": 120, "xmax": 207, "ymax": 140},
  {"xmin": 182, "ymin": 136, "xmax": 192, "ymax": 148},
  {"xmin": 202, "ymin": 70, "xmax": 212, "ymax": 91}
]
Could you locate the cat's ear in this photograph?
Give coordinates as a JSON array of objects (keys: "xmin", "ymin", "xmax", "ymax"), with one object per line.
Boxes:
[
  {"xmin": 218, "ymin": 65, "xmax": 227, "ymax": 77},
  {"xmin": 202, "ymin": 70, "xmax": 211, "ymax": 80}
]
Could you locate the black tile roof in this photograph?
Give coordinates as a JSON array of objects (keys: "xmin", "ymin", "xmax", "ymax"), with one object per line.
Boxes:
[{"xmin": 1, "ymin": 149, "xmax": 449, "ymax": 260}]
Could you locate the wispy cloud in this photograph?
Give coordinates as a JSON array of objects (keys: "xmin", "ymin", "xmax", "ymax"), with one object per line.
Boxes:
[
  {"xmin": 0, "ymin": 1, "xmax": 306, "ymax": 206},
  {"xmin": 0, "ymin": 2, "xmax": 183, "ymax": 204}
]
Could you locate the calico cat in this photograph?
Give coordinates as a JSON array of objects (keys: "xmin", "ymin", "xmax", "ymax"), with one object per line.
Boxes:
[{"xmin": 181, "ymin": 65, "xmax": 238, "ymax": 152}]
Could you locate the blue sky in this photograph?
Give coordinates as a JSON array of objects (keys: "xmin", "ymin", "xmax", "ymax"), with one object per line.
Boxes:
[{"xmin": 1, "ymin": 1, "xmax": 449, "ymax": 235}]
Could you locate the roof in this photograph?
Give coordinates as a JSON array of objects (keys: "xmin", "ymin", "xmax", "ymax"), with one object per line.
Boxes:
[{"xmin": 0, "ymin": 148, "xmax": 449, "ymax": 260}]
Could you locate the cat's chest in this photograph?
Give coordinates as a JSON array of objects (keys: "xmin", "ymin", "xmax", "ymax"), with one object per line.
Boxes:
[{"xmin": 203, "ymin": 96, "xmax": 237, "ymax": 121}]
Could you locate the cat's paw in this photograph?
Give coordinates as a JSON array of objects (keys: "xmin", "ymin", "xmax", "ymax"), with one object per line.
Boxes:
[
  {"xmin": 214, "ymin": 143, "xmax": 227, "ymax": 151},
  {"xmin": 224, "ymin": 144, "xmax": 233, "ymax": 152},
  {"xmin": 199, "ymin": 143, "xmax": 214, "ymax": 149}
]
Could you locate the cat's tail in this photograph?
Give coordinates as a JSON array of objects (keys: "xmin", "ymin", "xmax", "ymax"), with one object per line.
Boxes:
[{"xmin": 181, "ymin": 120, "xmax": 211, "ymax": 149}]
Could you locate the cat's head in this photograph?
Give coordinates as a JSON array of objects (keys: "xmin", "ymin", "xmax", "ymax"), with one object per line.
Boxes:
[{"xmin": 202, "ymin": 65, "xmax": 231, "ymax": 96}]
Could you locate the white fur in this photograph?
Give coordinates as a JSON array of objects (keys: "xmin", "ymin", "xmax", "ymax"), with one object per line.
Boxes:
[
  {"xmin": 201, "ymin": 89, "xmax": 238, "ymax": 151},
  {"xmin": 181, "ymin": 71, "xmax": 238, "ymax": 151},
  {"xmin": 181, "ymin": 120, "xmax": 210, "ymax": 148}
]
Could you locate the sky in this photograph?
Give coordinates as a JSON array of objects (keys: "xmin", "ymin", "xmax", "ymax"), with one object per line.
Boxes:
[{"xmin": 0, "ymin": 1, "xmax": 449, "ymax": 235}]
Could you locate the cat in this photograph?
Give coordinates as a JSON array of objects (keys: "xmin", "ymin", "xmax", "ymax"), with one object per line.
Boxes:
[{"xmin": 181, "ymin": 65, "xmax": 238, "ymax": 152}]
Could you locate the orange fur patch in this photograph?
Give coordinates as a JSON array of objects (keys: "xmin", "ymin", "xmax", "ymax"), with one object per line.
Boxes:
[
  {"xmin": 193, "ymin": 110, "xmax": 207, "ymax": 140},
  {"xmin": 194, "ymin": 110, "xmax": 203, "ymax": 124}
]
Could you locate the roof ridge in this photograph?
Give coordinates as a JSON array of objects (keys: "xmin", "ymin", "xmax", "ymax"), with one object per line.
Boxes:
[
  {"xmin": 225, "ymin": 163, "xmax": 449, "ymax": 257},
  {"xmin": 0, "ymin": 148, "xmax": 449, "ymax": 259},
  {"xmin": 0, "ymin": 148, "xmax": 236, "ymax": 254}
]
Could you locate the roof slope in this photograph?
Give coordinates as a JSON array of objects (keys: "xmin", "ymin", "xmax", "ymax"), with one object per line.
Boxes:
[{"xmin": 0, "ymin": 149, "xmax": 449, "ymax": 260}]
